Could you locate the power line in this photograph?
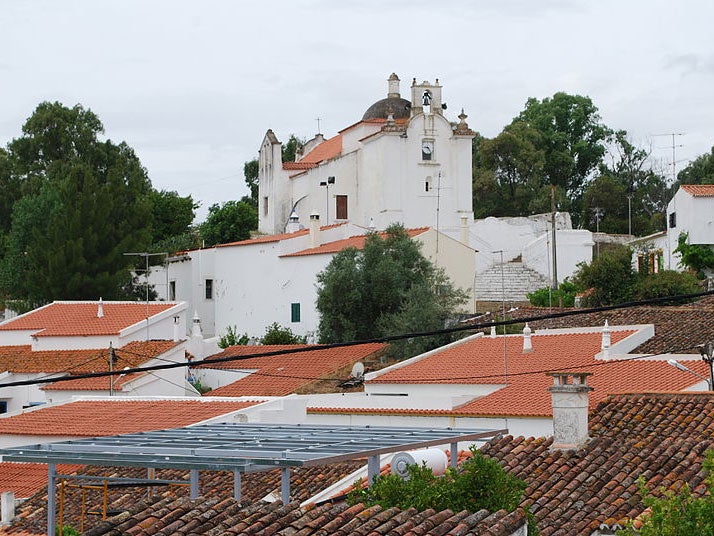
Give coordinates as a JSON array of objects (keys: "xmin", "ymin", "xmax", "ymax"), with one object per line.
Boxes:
[{"xmin": 1, "ymin": 289, "xmax": 712, "ymax": 391}]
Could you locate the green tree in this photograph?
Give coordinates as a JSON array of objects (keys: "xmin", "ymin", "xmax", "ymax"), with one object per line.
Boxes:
[
  {"xmin": 676, "ymin": 146, "xmax": 714, "ymax": 186},
  {"xmin": 147, "ymin": 189, "xmax": 196, "ymax": 244},
  {"xmin": 513, "ymin": 92, "xmax": 612, "ymax": 223},
  {"xmin": 675, "ymin": 232, "xmax": 714, "ymax": 278},
  {"xmin": 316, "ymin": 224, "xmax": 467, "ymax": 357},
  {"xmin": 199, "ymin": 200, "xmax": 257, "ymax": 247},
  {"xmin": 217, "ymin": 325, "xmax": 250, "ymax": 348},
  {"xmin": 0, "ymin": 102, "xmax": 154, "ymax": 308},
  {"xmin": 281, "ymin": 134, "xmax": 305, "ymax": 163},
  {"xmin": 260, "ymin": 322, "xmax": 306, "ymax": 345},
  {"xmin": 618, "ymin": 451, "xmax": 714, "ymax": 535},
  {"xmin": 472, "ymin": 122, "xmax": 546, "ymax": 217},
  {"xmin": 573, "ymin": 245, "xmax": 637, "ymax": 306},
  {"xmin": 243, "ymin": 159, "xmax": 259, "ymax": 207}
]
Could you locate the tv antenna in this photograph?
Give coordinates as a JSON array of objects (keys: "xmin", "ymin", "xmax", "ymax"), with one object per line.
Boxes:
[{"xmin": 653, "ymin": 133, "xmax": 685, "ymax": 183}]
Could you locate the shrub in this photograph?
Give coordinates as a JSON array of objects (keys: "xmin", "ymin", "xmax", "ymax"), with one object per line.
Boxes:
[
  {"xmin": 217, "ymin": 325, "xmax": 249, "ymax": 348},
  {"xmin": 260, "ymin": 322, "xmax": 306, "ymax": 345},
  {"xmin": 527, "ymin": 280, "xmax": 577, "ymax": 307},
  {"xmin": 573, "ymin": 245, "xmax": 637, "ymax": 306},
  {"xmin": 633, "ymin": 270, "xmax": 701, "ymax": 304}
]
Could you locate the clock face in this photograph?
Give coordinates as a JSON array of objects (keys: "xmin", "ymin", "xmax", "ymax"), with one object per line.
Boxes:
[{"xmin": 422, "ymin": 140, "xmax": 434, "ymax": 160}]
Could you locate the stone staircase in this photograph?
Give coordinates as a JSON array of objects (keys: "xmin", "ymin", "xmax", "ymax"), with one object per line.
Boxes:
[{"xmin": 474, "ymin": 261, "xmax": 551, "ymax": 303}]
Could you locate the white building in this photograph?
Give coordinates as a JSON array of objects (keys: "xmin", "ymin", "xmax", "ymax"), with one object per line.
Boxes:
[
  {"xmin": 630, "ymin": 184, "xmax": 714, "ymax": 276},
  {"xmin": 152, "ymin": 222, "xmax": 477, "ymax": 339}
]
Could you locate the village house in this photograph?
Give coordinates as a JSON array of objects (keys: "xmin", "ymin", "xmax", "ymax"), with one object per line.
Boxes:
[{"xmin": 0, "ymin": 301, "xmax": 190, "ymax": 412}]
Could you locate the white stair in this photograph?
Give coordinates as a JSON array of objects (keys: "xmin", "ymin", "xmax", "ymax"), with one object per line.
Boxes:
[{"xmin": 474, "ymin": 261, "xmax": 550, "ymax": 302}]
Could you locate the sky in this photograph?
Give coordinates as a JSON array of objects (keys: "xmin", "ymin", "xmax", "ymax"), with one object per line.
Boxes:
[{"xmin": 2, "ymin": 0, "xmax": 713, "ymax": 222}]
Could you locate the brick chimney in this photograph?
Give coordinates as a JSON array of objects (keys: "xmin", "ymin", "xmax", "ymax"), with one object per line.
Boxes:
[{"xmin": 547, "ymin": 372, "xmax": 593, "ymax": 450}]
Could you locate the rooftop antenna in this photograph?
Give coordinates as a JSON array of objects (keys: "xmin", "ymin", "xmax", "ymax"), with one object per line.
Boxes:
[
  {"xmin": 350, "ymin": 362, "xmax": 365, "ymax": 380},
  {"xmin": 315, "ymin": 116, "xmax": 322, "ymax": 135},
  {"xmin": 653, "ymin": 133, "xmax": 685, "ymax": 183}
]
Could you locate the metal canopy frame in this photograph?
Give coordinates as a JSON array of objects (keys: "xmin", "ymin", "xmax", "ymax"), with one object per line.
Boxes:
[{"xmin": 0, "ymin": 422, "xmax": 505, "ymax": 535}]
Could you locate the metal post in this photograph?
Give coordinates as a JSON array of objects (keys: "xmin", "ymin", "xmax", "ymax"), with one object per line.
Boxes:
[
  {"xmin": 551, "ymin": 185, "xmax": 558, "ymax": 289},
  {"xmin": 367, "ymin": 455, "xmax": 380, "ymax": 485},
  {"xmin": 189, "ymin": 469, "xmax": 199, "ymax": 500},
  {"xmin": 233, "ymin": 469, "xmax": 242, "ymax": 501},
  {"xmin": 450, "ymin": 442, "xmax": 458, "ymax": 468},
  {"xmin": 281, "ymin": 468, "xmax": 290, "ymax": 504},
  {"xmin": 47, "ymin": 463, "xmax": 56, "ymax": 536}
]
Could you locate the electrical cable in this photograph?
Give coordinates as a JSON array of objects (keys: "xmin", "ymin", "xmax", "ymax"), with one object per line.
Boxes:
[{"xmin": 0, "ymin": 289, "xmax": 712, "ymax": 390}]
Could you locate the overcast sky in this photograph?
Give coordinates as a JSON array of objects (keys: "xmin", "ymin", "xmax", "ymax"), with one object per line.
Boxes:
[{"xmin": 2, "ymin": 1, "xmax": 713, "ymax": 221}]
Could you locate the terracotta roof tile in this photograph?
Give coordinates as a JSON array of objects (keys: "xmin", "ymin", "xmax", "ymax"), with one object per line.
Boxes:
[
  {"xmin": 0, "ymin": 399, "xmax": 259, "ymax": 437},
  {"xmin": 215, "ymin": 223, "xmax": 346, "ymax": 248},
  {"xmin": 479, "ymin": 392, "xmax": 714, "ymax": 534},
  {"xmin": 507, "ymin": 296, "xmax": 714, "ymax": 355},
  {"xmin": 281, "ymin": 227, "xmax": 430, "ymax": 257},
  {"xmin": 292, "ymin": 134, "xmax": 342, "ymax": 165},
  {"xmin": 681, "ymin": 184, "xmax": 714, "ymax": 197},
  {"xmin": 204, "ymin": 343, "xmax": 386, "ymax": 397},
  {"xmin": 0, "ymin": 463, "xmax": 82, "ymax": 499},
  {"xmin": 365, "ymin": 330, "xmax": 710, "ymax": 417},
  {"xmin": 0, "ymin": 340, "xmax": 179, "ymax": 375},
  {"xmin": 0, "ymin": 302, "xmax": 177, "ymax": 337}
]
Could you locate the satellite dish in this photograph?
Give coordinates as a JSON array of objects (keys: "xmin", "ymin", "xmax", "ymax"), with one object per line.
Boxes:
[{"xmin": 350, "ymin": 362, "xmax": 365, "ymax": 379}]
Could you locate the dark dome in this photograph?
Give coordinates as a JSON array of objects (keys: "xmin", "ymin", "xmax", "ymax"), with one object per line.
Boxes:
[{"xmin": 362, "ymin": 97, "xmax": 411, "ymax": 121}]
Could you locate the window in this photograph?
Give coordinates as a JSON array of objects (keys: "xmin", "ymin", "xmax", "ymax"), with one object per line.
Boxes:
[
  {"xmin": 669, "ymin": 212, "xmax": 676, "ymax": 228},
  {"xmin": 425, "ymin": 176, "xmax": 432, "ymax": 192},
  {"xmin": 205, "ymin": 279, "xmax": 213, "ymax": 300},
  {"xmin": 263, "ymin": 196, "xmax": 269, "ymax": 216},
  {"xmin": 336, "ymin": 195, "xmax": 348, "ymax": 220},
  {"xmin": 0, "ymin": 401, "xmax": 7, "ymax": 414},
  {"xmin": 169, "ymin": 281, "xmax": 176, "ymax": 301},
  {"xmin": 291, "ymin": 303, "xmax": 301, "ymax": 323}
]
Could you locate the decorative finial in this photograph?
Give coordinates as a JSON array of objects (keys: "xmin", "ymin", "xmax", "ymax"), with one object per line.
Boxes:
[
  {"xmin": 523, "ymin": 323, "xmax": 533, "ymax": 353},
  {"xmin": 97, "ymin": 297, "xmax": 104, "ymax": 319}
]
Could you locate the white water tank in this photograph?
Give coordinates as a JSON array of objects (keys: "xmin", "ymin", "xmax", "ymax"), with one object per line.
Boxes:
[{"xmin": 391, "ymin": 448, "xmax": 448, "ymax": 479}]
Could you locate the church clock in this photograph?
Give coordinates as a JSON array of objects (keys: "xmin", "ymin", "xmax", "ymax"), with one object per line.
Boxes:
[{"xmin": 421, "ymin": 139, "xmax": 434, "ymax": 161}]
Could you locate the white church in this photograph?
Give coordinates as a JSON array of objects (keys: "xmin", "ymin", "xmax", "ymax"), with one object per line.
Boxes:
[
  {"xmin": 150, "ymin": 74, "xmax": 593, "ymax": 339},
  {"xmin": 259, "ymin": 74, "xmax": 475, "ymax": 236}
]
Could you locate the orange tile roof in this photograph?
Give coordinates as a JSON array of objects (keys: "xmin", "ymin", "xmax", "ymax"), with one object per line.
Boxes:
[
  {"xmin": 282, "ymin": 161, "xmax": 318, "ymax": 170},
  {"xmin": 216, "ymin": 223, "xmax": 347, "ymax": 248},
  {"xmin": 291, "ymin": 134, "xmax": 343, "ymax": 166},
  {"xmin": 203, "ymin": 343, "xmax": 386, "ymax": 397},
  {"xmin": 281, "ymin": 227, "xmax": 430, "ymax": 257},
  {"xmin": 367, "ymin": 330, "xmax": 712, "ymax": 417},
  {"xmin": 681, "ymin": 184, "xmax": 714, "ymax": 197},
  {"xmin": 0, "ymin": 340, "xmax": 179, "ymax": 375},
  {"xmin": 0, "ymin": 302, "xmax": 177, "ymax": 337},
  {"xmin": 41, "ymin": 371, "xmax": 147, "ymax": 391},
  {"xmin": 0, "ymin": 400, "xmax": 261, "ymax": 437},
  {"xmin": 0, "ymin": 463, "xmax": 83, "ymax": 499}
]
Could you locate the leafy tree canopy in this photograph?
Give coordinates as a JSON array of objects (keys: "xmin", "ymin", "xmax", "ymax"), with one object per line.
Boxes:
[
  {"xmin": 199, "ymin": 200, "xmax": 257, "ymax": 247},
  {"xmin": 674, "ymin": 232, "xmax": 714, "ymax": 278},
  {"xmin": 0, "ymin": 102, "xmax": 159, "ymax": 309},
  {"xmin": 573, "ymin": 245, "xmax": 637, "ymax": 306},
  {"xmin": 676, "ymin": 145, "xmax": 714, "ymax": 186},
  {"xmin": 243, "ymin": 159, "xmax": 259, "ymax": 207},
  {"xmin": 316, "ymin": 224, "xmax": 467, "ymax": 358},
  {"xmin": 147, "ymin": 189, "xmax": 197, "ymax": 244}
]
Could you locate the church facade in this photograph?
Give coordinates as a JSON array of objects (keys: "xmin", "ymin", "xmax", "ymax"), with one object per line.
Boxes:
[{"xmin": 258, "ymin": 74, "xmax": 476, "ymax": 237}]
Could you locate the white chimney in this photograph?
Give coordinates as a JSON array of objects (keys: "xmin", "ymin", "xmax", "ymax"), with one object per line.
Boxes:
[
  {"xmin": 522, "ymin": 323, "xmax": 533, "ymax": 353},
  {"xmin": 547, "ymin": 372, "xmax": 593, "ymax": 450},
  {"xmin": 368, "ymin": 217, "xmax": 376, "ymax": 231},
  {"xmin": 97, "ymin": 297, "xmax": 104, "ymax": 319},
  {"xmin": 286, "ymin": 210, "xmax": 300, "ymax": 233},
  {"xmin": 191, "ymin": 311, "xmax": 203, "ymax": 338},
  {"xmin": 490, "ymin": 325, "xmax": 497, "ymax": 338},
  {"xmin": 460, "ymin": 215, "xmax": 469, "ymax": 245},
  {"xmin": 309, "ymin": 211, "xmax": 321, "ymax": 248},
  {"xmin": 173, "ymin": 316, "xmax": 181, "ymax": 342},
  {"xmin": 1, "ymin": 491, "xmax": 15, "ymax": 525},
  {"xmin": 601, "ymin": 320, "xmax": 611, "ymax": 358}
]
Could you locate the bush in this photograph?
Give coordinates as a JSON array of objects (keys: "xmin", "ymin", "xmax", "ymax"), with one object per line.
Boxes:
[
  {"xmin": 633, "ymin": 270, "xmax": 701, "ymax": 304},
  {"xmin": 527, "ymin": 280, "xmax": 577, "ymax": 307},
  {"xmin": 348, "ymin": 447, "xmax": 525, "ymax": 514},
  {"xmin": 573, "ymin": 245, "xmax": 637, "ymax": 306},
  {"xmin": 260, "ymin": 322, "xmax": 306, "ymax": 345},
  {"xmin": 217, "ymin": 325, "xmax": 249, "ymax": 348}
]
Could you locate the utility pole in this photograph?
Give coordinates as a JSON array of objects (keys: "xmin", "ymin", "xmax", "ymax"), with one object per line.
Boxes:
[
  {"xmin": 592, "ymin": 207, "xmax": 604, "ymax": 257},
  {"xmin": 550, "ymin": 185, "xmax": 558, "ymax": 290},
  {"xmin": 108, "ymin": 343, "xmax": 117, "ymax": 396}
]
